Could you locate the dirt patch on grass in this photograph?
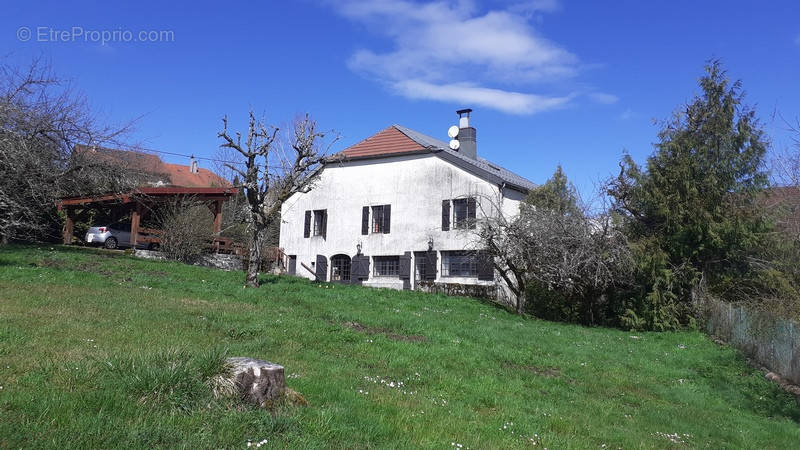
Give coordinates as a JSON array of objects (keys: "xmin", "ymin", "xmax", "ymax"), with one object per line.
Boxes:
[
  {"xmin": 34, "ymin": 258, "xmax": 115, "ymax": 276},
  {"xmin": 342, "ymin": 321, "xmax": 427, "ymax": 343},
  {"xmin": 503, "ymin": 361, "xmax": 561, "ymax": 378}
]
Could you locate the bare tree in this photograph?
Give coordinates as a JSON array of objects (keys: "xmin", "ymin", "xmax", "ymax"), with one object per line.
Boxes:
[
  {"xmin": 218, "ymin": 112, "xmax": 336, "ymax": 287},
  {"xmin": 474, "ymin": 170, "xmax": 633, "ymax": 322},
  {"xmin": 773, "ymin": 117, "xmax": 800, "ymax": 187},
  {"xmin": 0, "ymin": 58, "xmax": 136, "ymax": 243}
]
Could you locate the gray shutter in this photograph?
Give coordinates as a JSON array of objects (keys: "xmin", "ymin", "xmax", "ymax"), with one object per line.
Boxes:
[
  {"xmin": 315, "ymin": 255, "xmax": 327, "ymax": 281},
  {"xmin": 350, "ymin": 256, "xmax": 363, "ymax": 284},
  {"xmin": 399, "ymin": 252, "xmax": 411, "ymax": 289},
  {"xmin": 442, "ymin": 200, "xmax": 450, "ymax": 231},
  {"xmin": 424, "ymin": 251, "xmax": 437, "ymax": 281},
  {"xmin": 303, "ymin": 211, "xmax": 311, "ymax": 238},
  {"xmin": 351, "ymin": 255, "xmax": 370, "ymax": 284},
  {"xmin": 361, "ymin": 206, "xmax": 369, "ymax": 235},
  {"xmin": 321, "ymin": 210, "xmax": 327, "ymax": 239},
  {"xmin": 477, "ymin": 251, "xmax": 494, "ymax": 281},
  {"xmin": 467, "ymin": 198, "xmax": 477, "ymax": 229},
  {"xmin": 383, "ymin": 205, "xmax": 391, "ymax": 234}
]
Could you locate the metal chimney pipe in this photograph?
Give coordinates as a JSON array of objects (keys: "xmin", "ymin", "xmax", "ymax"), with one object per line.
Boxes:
[{"xmin": 456, "ymin": 109, "xmax": 476, "ymax": 160}]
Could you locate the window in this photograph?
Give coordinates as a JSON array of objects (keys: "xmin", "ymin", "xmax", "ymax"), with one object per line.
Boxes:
[
  {"xmin": 373, "ymin": 256, "xmax": 400, "ymax": 277},
  {"xmin": 331, "ymin": 254, "xmax": 351, "ymax": 282},
  {"xmin": 370, "ymin": 204, "xmax": 391, "ymax": 234},
  {"xmin": 452, "ymin": 197, "xmax": 476, "ymax": 229},
  {"xmin": 441, "ymin": 251, "xmax": 478, "ymax": 277},
  {"xmin": 303, "ymin": 211, "xmax": 311, "ymax": 238},
  {"xmin": 313, "ymin": 209, "xmax": 327, "ymax": 237}
]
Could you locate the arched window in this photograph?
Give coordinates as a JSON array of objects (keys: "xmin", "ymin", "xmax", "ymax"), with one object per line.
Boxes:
[{"xmin": 331, "ymin": 254, "xmax": 351, "ymax": 282}]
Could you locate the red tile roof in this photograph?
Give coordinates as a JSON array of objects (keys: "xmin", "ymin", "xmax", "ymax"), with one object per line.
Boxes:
[
  {"xmin": 339, "ymin": 126, "xmax": 426, "ymax": 158},
  {"xmin": 75, "ymin": 145, "xmax": 230, "ymax": 188}
]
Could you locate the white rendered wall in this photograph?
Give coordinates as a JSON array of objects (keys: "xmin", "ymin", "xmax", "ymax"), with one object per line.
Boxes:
[{"xmin": 279, "ymin": 153, "xmax": 524, "ymax": 288}]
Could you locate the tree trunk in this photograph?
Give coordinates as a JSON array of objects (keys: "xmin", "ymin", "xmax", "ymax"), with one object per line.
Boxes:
[
  {"xmin": 223, "ymin": 357, "xmax": 286, "ymax": 408},
  {"xmin": 516, "ymin": 289, "xmax": 526, "ymax": 314},
  {"xmin": 245, "ymin": 219, "xmax": 263, "ymax": 288}
]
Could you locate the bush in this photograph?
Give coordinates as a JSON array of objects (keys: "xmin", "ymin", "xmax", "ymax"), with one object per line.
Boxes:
[{"xmin": 155, "ymin": 199, "xmax": 214, "ymax": 263}]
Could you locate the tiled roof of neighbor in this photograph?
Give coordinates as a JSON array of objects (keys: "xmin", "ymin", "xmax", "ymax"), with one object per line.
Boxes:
[
  {"xmin": 76, "ymin": 145, "xmax": 230, "ymax": 188},
  {"xmin": 335, "ymin": 125, "xmax": 537, "ymax": 191}
]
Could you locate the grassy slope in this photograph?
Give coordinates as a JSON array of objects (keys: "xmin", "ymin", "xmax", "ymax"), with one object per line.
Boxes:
[{"xmin": 0, "ymin": 245, "xmax": 798, "ymax": 449}]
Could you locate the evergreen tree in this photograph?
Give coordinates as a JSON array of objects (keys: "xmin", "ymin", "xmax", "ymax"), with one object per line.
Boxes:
[{"xmin": 608, "ymin": 60, "xmax": 771, "ymax": 329}]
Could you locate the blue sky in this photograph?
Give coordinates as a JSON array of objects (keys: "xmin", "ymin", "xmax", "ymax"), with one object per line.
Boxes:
[{"xmin": 3, "ymin": 1, "xmax": 799, "ymax": 196}]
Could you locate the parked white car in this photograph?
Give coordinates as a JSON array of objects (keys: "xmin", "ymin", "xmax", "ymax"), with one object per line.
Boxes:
[{"xmin": 85, "ymin": 223, "xmax": 154, "ymax": 250}]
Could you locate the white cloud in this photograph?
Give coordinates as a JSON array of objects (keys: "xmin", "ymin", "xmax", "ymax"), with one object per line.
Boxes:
[
  {"xmin": 588, "ymin": 92, "xmax": 619, "ymax": 104},
  {"xmin": 395, "ymin": 79, "xmax": 573, "ymax": 114},
  {"xmin": 330, "ymin": 0, "xmax": 590, "ymax": 115}
]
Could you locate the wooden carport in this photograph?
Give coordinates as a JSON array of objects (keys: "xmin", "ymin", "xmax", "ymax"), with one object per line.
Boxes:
[{"xmin": 57, "ymin": 187, "xmax": 238, "ymax": 248}]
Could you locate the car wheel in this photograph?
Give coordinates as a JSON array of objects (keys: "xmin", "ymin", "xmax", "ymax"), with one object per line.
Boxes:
[{"xmin": 104, "ymin": 237, "xmax": 118, "ymax": 249}]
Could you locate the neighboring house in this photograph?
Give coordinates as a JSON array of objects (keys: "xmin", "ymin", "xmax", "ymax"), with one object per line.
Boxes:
[
  {"xmin": 74, "ymin": 145, "xmax": 230, "ymax": 188},
  {"xmin": 279, "ymin": 110, "xmax": 537, "ymax": 296}
]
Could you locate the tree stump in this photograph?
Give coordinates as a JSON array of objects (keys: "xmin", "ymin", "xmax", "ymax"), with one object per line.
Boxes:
[{"xmin": 225, "ymin": 357, "xmax": 286, "ymax": 408}]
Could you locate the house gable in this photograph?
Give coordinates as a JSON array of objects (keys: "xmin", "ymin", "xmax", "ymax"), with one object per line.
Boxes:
[{"xmin": 331, "ymin": 125, "xmax": 535, "ymax": 192}]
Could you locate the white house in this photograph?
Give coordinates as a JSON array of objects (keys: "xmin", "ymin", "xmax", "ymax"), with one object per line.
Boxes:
[{"xmin": 279, "ymin": 110, "xmax": 536, "ymax": 295}]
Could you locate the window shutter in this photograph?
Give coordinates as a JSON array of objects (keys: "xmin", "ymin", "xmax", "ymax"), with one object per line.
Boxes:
[
  {"xmin": 477, "ymin": 251, "xmax": 494, "ymax": 281},
  {"xmin": 361, "ymin": 206, "xmax": 369, "ymax": 235},
  {"xmin": 424, "ymin": 250, "xmax": 437, "ymax": 281},
  {"xmin": 467, "ymin": 197, "xmax": 477, "ymax": 229},
  {"xmin": 383, "ymin": 204, "xmax": 391, "ymax": 234},
  {"xmin": 315, "ymin": 255, "xmax": 327, "ymax": 281},
  {"xmin": 351, "ymin": 255, "xmax": 370, "ymax": 284},
  {"xmin": 303, "ymin": 210, "xmax": 311, "ymax": 238},
  {"xmin": 442, "ymin": 200, "xmax": 450, "ymax": 231},
  {"xmin": 399, "ymin": 252, "xmax": 412, "ymax": 289},
  {"xmin": 321, "ymin": 210, "xmax": 328, "ymax": 239}
]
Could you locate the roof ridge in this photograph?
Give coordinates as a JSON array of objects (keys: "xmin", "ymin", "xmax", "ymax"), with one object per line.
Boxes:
[
  {"xmin": 345, "ymin": 125, "xmax": 397, "ymax": 151},
  {"xmin": 392, "ymin": 124, "xmax": 447, "ymax": 149}
]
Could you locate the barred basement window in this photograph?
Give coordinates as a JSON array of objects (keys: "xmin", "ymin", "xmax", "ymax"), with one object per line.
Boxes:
[
  {"xmin": 373, "ymin": 256, "xmax": 400, "ymax": 277},
  {"xmin": 441, "ymin": 251, "xmax": 478, "ymax": 277}
]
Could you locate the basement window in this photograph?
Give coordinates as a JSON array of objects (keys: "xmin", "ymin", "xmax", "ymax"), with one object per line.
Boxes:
[
  {"xmin": 441, "ymin": 251, "xmax": 478, "ymax": 278},
  {"xmin": 373, "ymin": 256, "xmax": 400, "ymax": 277}
]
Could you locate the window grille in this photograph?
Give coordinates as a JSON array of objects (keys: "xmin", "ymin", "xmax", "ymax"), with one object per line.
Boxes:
[
  {"xmin": 373, "ymin": 256, "xmax": 400, "ymax": 277},
  {"xmin": 441, "ymin": 251, "xmax": 478, "ymax": 277}
]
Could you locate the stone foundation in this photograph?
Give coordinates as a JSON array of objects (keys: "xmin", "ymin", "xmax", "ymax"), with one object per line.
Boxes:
[
  {"xmin": 417, "ymin": 281, "xmax": 497, "ymax": 300},
  {"xmin": 134, "ymin": 249, "xmax": 244, "ymax": 271}
]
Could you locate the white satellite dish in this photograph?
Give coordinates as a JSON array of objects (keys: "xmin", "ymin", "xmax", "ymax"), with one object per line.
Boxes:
[
  {"xmin": 447, "ymin": 125, "xmax": 460, "ymax": 139},
  {"xmin": 449, "ymin": 139, "xmax": 460, "ymax": 150}
]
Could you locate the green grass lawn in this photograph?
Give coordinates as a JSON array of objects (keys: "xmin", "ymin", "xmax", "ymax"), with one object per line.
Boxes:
[{"xmin": 1, "ymin": 245, "xmax": 798, "ymax": 449}]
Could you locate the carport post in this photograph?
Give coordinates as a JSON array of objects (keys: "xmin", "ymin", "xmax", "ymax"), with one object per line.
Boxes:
[
  {"xmin": 62, "ymin": 208, "xmax": 75, "ymax": 244},
  {"xmin": 212, "ymin": 199, "xmax": 223, "ymax": 234},
  {"xmin": 130, "ymin": 202, "xmax": 142, "ymax": 247}
]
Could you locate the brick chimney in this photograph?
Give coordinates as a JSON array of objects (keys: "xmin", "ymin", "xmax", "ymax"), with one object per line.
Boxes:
[{"xmin": 456, "ymin": 108, "xmax": 476, "ymax": 160}]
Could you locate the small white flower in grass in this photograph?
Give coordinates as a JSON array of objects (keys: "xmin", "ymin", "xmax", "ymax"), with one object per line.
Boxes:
[{"xmin": 678, "ymin": 344, "xmax": 686, "ymax": 349}]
